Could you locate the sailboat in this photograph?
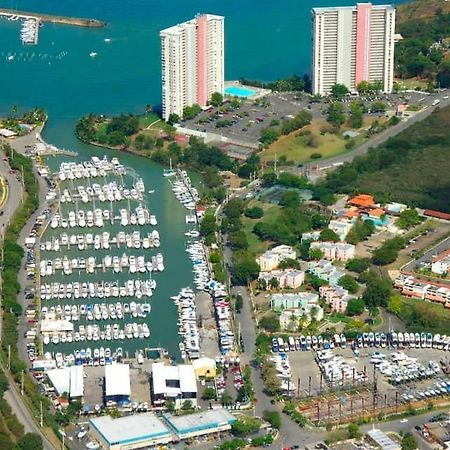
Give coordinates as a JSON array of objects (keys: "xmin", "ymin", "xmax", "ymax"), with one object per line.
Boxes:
[{"xmin": 163, "ymin": 158, "xmax": 175, "ymax": 177}]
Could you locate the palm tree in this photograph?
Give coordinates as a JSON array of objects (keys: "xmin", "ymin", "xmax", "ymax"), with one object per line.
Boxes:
[
  {"xmin": 145, "ymin": 104, "xmax": 153, "ymax": 116},
  {"xmin": 10, "ymin": 104, "xmax": 18, "ymax": 119}
]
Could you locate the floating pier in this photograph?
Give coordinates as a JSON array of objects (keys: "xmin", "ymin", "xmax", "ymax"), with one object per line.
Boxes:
[{"xmin": 0, "ymin": 8, "xmax": 105, "ymax": 46}]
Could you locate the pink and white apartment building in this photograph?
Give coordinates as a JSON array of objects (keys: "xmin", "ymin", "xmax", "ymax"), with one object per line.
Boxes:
[
  {"xmin": 160, "ymin": 14, "xmax": 225, "ymax": 121},
  {"xmin": 312, "ymin": 3, "xmax": 396, "ymax": 95}
]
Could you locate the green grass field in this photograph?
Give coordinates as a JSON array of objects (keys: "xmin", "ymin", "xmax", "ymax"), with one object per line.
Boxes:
[
  {"xmin": 242, "ymin": 200, "xmax": 281, "ymax": 256},
  {"xmin": 395, "ymin": 295, "xmax": 450, "ymax": 335},
  {"xmin": 138, "ymin": 114, "xmax": 161, "ymax": 128},
  {"xmin": 260, "ymin": 118, "xmax": 374, "ymax": 165}
]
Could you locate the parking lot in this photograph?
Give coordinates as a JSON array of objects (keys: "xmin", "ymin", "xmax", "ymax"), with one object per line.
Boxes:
[
  {"xmin": 179, "ymin": 90, "xmax": 435, "ymax": 147},
  {"xmin": 287, "ymin": 346, "xmax": 450, "ymax": 397},
  {"xmin": 276, "ymin": 341, "xmax": 450, "ymax": 425}
]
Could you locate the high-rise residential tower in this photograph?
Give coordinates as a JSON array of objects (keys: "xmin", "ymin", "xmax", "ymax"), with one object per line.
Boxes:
[
  {"xmin": 160, "ymin": 14, "xmax": 225, "ymax": 121},
  {"xmin": 312, "ymin": 3, "xmax": 395, "ymax": 96}
]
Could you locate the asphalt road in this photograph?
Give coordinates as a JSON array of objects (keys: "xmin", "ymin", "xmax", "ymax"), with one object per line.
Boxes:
[
  {"xmin": 304, "ymin": 92, "xmax": 450, "ymax": 171},
  {"xmin": 403, "ymin": 235, "xmax": 450, "ymax": 273}
]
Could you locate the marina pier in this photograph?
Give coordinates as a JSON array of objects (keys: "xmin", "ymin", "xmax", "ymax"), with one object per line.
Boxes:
[{"xmin": 0, "ymin": 9, "xmax": 106, "ymax": 28}]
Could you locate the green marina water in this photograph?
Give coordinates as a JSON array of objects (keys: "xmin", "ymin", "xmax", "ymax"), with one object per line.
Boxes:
[
  {"xmin": 42, "ymin": 153, "xmax": 192, "ymax": 359},
  {"xmin": 0, "ymin": 0, "xmax": 405, "ymax": 358}
]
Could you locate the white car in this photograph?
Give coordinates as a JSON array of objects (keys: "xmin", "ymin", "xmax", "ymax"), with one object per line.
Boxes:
[
  {"xmin": 443, "ymin": 95, "xmax": 449, "ymax": 100},
  {"xmin": 86, "ymin": 442, "xmax": 100, "ymax": 450},
  {"xmin": 400, "ymin": 418, "xmax": 408, "ymax": 423},
  {"xmin": 77, "ymin": 429, "xmax": 87, "ymax": 440}
]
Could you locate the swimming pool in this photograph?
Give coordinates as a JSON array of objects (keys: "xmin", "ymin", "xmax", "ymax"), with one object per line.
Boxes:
[{"xmin": 224, "ymin": 86, "xmax": 256, "ymax": 98}]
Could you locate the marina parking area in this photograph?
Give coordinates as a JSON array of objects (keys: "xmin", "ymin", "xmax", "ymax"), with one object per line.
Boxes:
[
  {"xmin": 269, "ymin": 332, "xmax": 450, "ymax": 423},
  {"xmin": 288, "ymin": 346, "xmax": 450, "ymax": 398}
]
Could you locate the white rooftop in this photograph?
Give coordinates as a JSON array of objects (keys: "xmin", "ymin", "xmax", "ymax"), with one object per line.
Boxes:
[
  {"xmin": 152, "ymin": 362, "xmax": 197, "ymax": 396},
  {"xmin": 69, "ymin": 365, "xmax": 84, "ymax": 398},
  {"xmin": 160, "ymin": 14, "xmax": 224, "ymax": 36},
  {"xmin": 105, "ymin": 363, "xmax": 130, "ymax": 397},
  {"xmin": 0, "ymin": 128, "xmax": 17, "ymax": 137},
  {"xmin": 367, "ymin": 428, "xmax": 401, "ymax": 450},
  {"xmin": 192, "ymin": 357, "xmax": 216, "ymax": 370},
  {"xmin": 90, "ymin": 413, "xmax": 171, "ymax": 445},
  {"xmin": 47, "ymin": 368, "xmax": 70, "ymax": 395}
]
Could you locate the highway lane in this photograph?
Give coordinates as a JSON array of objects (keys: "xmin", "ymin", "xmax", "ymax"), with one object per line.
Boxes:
[{"xmin": 3, "ymin": 383, "xmax": 55, "ymax": 450}]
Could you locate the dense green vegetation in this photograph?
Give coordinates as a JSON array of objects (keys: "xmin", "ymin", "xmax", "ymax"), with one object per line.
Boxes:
[
  {"xmin": 372, "ymin": 237, "xmax": 404, "ymax": 266},
  {"xmin": 397, "ymin": 209, "xmax": 422, "ymax": 230},
  {"xmin": 346, "ymin": 258, "xmax": 371, "ymax": 273},
  {"xmin": 239, "ymin": 74, "xmax": 310, "ymax": 92},
  {"xmin": 252, "ymin": 190, "xmax": 315, "ymax": 246},
  {"xmin": 76, "ymin": 114, "xmax": 140, "ymax": 147},
  {"xmin": 231, "ymin": 416, "xmax": 262, "ymax": 436},
  {"xmin": 401, "ymin": 432, "xmax": 418, "ymax": 450},
  {"xmin": 346, "ymin": 298, "xmax": 366, "ymax": 316},
  {"xmin": 1, "ymin": 145, "xmax": 59, "ymax": 438},
  {"xmin": 389, "ymin": 293, "xmax": 450, "ymax": 334},
  {"xmin": 362, "ymin": 273, "xmax": 392, "ymax": 308},
  {"xmin": 262, "ymin": 410, "xmax": 281, "ymax": 429},
  {"xmin": 338, "ymin": 275, "xmax": 359, "ymax": 294},
  {"xmin": 321, "ymin": 106, "xmax": 450, "ymax": 212},
  {"xmin": 260, "ymin": 111, "xmax": 312, "ymax": 145}
]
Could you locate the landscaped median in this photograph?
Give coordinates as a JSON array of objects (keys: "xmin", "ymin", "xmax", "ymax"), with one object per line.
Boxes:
[{"xmin": 0, "ymin": 144, "xmax": 61, "ymax": 446}]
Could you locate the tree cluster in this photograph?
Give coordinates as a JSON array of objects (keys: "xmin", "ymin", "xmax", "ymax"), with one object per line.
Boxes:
[
  {"xmin": 260, "ymin": 111, "xmax": 312, "ymax": 145},
  {"xmin": 239, "ymin": 74, "xmax": 310, "ymax": 92},
  {"xmin": 372, "ymin": 236, "xmax": 404, "ymax": 265}
]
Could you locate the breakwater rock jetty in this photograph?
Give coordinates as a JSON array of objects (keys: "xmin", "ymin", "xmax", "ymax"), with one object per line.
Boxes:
[{"xmin": 0, "ymin": 8, "xmax": 106, "ymax": 28}]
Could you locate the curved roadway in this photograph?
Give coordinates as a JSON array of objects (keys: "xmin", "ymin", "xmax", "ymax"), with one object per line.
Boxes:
[{"xmin": 305, "ymin": 93, "xmax": 450, "ymax": 171}]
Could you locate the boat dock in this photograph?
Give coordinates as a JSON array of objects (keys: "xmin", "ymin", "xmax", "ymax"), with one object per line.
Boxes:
[{"xmin": 0, "ymin": 8, "xmax": 105, "ymax": 45}]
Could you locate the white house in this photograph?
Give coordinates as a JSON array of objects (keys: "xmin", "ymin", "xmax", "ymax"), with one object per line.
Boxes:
[
  {"xmin": 258, "ymin": 269, "xmax": 305, "ymax": 289},
  {"xmin": 256, "ymin": 245, "xmax": 297, "ymax": 272},
  {"xmin": 310, "ymin": 241, "xmax": 355, "ymax": 262},
  {"xmin": 431, "ymin": 249, "xmax": 450, "ymax": 275},
  {"xmin": 328, "ymin": 219, "xmax": 354, "ymax": 241}
]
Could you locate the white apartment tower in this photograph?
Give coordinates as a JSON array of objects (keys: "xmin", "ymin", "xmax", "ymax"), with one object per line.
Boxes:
[
  {"xmin": 312, "ymin": 3, "xmax": 395, "ymax": 95},
  {"xmin": 160, "ymin": 14, "xmax": 225, "ymax": 121}
]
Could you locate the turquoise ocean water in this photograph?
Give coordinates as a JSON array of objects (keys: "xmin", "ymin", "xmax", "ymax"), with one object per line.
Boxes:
[{"xmin": 0, "ymin": 0, "xmax": 404, "ymax": 357}]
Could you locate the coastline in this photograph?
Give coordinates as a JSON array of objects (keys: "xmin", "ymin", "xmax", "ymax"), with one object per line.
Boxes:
[{"xmin": 0, "ymin": 8, "xmax": 106, "ymax": 28}]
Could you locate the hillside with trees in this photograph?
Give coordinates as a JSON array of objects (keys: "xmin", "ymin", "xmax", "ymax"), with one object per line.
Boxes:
[
  {"xmin": 321, "ymin": 105, "xmax": 450, "ymax": 212},
  {"xmin": 395, "ymin": 0, "xmax": 450, "ymax": 85}
]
